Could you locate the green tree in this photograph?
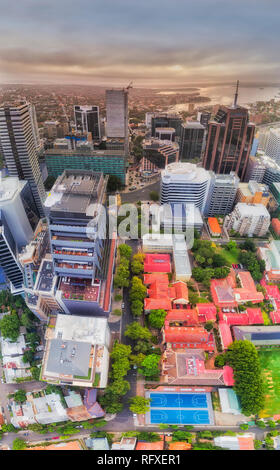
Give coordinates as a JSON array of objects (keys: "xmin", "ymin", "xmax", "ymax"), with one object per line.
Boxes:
[
  {"xmin": 125, "ymin": 322, "xmax": 152, "ymax": 341},
  {"xmin": 22, "ymin": 350, "xmax": 34, "ymax": 364},
  {"xmin": 254, "ymin": 439, "xmax": 262, "ymax": 450},
  {"xmin": 226, "ymin": 340, "xmax": 264, "ymax": 416},
  {"xmin": 118, "ymin": 244, "xmax": 133, "ymax": 260},
  {"xmin": 111, "ymin": 342, "xmax": 132, "ymax": 362},
  {"xmin": 172, "ymin": 430, "xmax": 193, "ymax": 442},
  {"xmin": 226, "ymin": 240, "xmax": 237, "ymax": 251},
  {"xmin": 0, "ymin": 312, "xmax": 20, "ymax": 341},
  {"xmin": 14, "ymin": 390, "xmax": 27, "ymax": 403},
  {"xmin": 129, "ymin": 396, "xmax": 151, "ymax": 414},
  {"xmin": 131, "ymin": 300, "xmax": 143, "ymax": 317},
  {"xmin": 148, "ymin": 309, "xmax": 167, "ymax": 329},
  {"xmin": 130, "ymin": 353, "xmax": 146, "ymax": 367},
  {"xmin": 139, "ymin": 354, "xmax": 160, "ymax": 378},
  {"xmin": 12, "ymin": 438, "xmax": 27, "ymax": 450},
  {"xmin": 129, "ymin": 277, "xmax": 147, "ymax": 303},
  {"xmin": 107, "ymin": 175, "xmax": 123, "ymax": 192}
]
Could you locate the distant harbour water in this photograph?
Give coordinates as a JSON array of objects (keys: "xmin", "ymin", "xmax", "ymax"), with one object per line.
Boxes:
[{"xmin": 165, "ymin": 85, "xmax": 280, "ymax": 112}]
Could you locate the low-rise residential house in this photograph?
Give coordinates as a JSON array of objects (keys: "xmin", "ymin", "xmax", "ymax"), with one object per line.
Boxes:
[
  {"xmin": 26, "ymin": 440, "xmax": 83, "ymax": 451},
  {"xmin": 0, "ymin": 334, "xmax": 31, "ymax": 384},
  {"xmin": 136, "ymin": 435, "xmax": 165, "ymax": 451},
  {"xmin": 111, "ymin": 437, "xmax": 137, "ymax": 450},
  {"xmin": 41, "ymin": 314, "xmax": 111, "ymax": 388},
  {"xmin": 85, "ymin": 437, "xmax": 110, "ymax": 450},
  {"xmin": 214, "ymin": 433, "xmax": 255, "ymax": 450},
  {"xmin": 10, "ymin": 392, "xmax": 68, "ymax": 428}
]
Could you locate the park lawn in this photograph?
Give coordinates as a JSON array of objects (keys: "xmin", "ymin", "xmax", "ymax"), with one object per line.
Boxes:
[
  {"xmin": 258, "ymin": 349, "xmax": 280, "ymax": 418},
  {"xmin": 218, "ymin": 247, "xmax": 240, "ymax": 265}
]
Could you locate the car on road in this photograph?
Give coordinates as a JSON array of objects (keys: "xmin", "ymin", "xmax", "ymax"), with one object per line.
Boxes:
[
  {"xmin": 133, "ymin": 414, "xmax": 137, "ymax": 418},
  {"xmin": 122, "ymin": 303, "xmax": 125, "ymax": 309},
  {"xmin": 52, "ymin": 436, "xmax": 60, "ymax": 440}
]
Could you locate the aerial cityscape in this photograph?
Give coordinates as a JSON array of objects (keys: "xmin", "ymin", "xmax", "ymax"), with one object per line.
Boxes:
[{"xmin": 1, "ymin": 0, "xmax": 280, "ymax": 457}]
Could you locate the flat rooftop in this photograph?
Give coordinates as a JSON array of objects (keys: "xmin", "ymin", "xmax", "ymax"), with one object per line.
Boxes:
[
  {"xmin": 46, "ymin": 338, "xmax": 92, "ymax": 377},
  {"xmin": 35, "ymin": 259, "xmax": 55, "ymax": 293},
  {"xmin": 54, "ymin": 313, "xmax": 109, "ymax": 346},
  {"xmin": 44, "ymin": 170, "xmax": 105, "ymax": 215},
  {"xmin": 59, "ymin": 277, "xmax": 100, "ymax": 302}
]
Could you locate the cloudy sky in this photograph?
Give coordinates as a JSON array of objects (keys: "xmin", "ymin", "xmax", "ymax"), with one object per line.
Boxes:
[{"xmin": 0, "ymin": 0, "xmax": 279, "ymax": 87}]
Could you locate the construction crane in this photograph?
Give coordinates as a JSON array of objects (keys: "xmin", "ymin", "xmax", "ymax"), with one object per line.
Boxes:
[{"xmin": 126, "ymin": 81, "xmax": 133, "ymax": 90}]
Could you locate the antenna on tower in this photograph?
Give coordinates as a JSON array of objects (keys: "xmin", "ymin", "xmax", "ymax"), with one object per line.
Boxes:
[{"xmin": 233, "ymin": 80, "xmax": 239, "ymax": 108}]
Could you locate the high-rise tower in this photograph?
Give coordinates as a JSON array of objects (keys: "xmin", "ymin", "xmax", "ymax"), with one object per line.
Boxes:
[
  {"xmin": 106, "ymin": 89, "xmax": 129, "ymax": 156},
  {"xmin": 203, "ymin": 82, "xmax": 255, "ymax": 181},
  {"xmin": 0, "ymin": 101, "xmax": 46, "ymax": 217},
  {"xmin": 74, "ymin": 105, "xmax": 101, "ymax": 141}
]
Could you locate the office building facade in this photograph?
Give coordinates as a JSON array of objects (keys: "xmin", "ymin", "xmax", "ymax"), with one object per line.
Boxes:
[
  {"xmin": 106, "ymin": 89, "xmax": 129, "ymax": 155},
  {"xmin": 160, "ymin": 162, "xmax": 212, "ymax": 214},
  {"xmin": 0, "ymin": 211, "xmax": 23, "ymax": 292},
  {"xmin": 74, "ymin": 105, "xmax": 101, "ymax": 141},
  {"xmin": 203, "ymin": 101, "xmax": 255, "ymax": 181},
  {"xmin": 179, "ymin": 121, "xmax": 206, "ymax": 161},
  {"xmin": 0, "ymin": 102, "xmax": 46, "ymax": 217},
  {"xmin": 44, "ymin": 148, "xmax": 126, "ymax": 184}
]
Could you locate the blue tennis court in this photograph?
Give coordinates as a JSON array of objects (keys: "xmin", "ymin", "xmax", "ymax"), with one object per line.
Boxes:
[
  {"xmin": 150, "ymin": 392, "xmax": 208, "ymax": 409},
  {"xmin": 150, "ymin": 409, "xmax": 210, "ymax": 425},
  {"xmin": 148, "ymin": 391, "xmax": 213, "ymax": 425}
]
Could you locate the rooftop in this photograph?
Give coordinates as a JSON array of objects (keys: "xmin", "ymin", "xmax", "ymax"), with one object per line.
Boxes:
[
  {"xmin": 46, "ymin": 338, "xmax": 92, "ymax": 376},
  {"xmin": 44, "ymin": 170, "xmax": 105, "ymax": 216}
]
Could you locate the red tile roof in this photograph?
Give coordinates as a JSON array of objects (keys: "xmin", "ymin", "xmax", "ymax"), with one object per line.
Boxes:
[
  {"xmin": 246, "ymin": 307, "xmax": 264, "ymax": 324},
  {"xmin": 223, "ymin": 365, "xmax": 235, "ymax": 386},
  {"xmin": 196, "ymin": 303, "xmax": 217, "ymax": 322},
  {"xmin": 219, "ymin": 312, "xmax": 248, "ymax": 326},
  {"xmin": 237, "ymin": 436, "xmax": 254, "ymax": 451},
  {"xmin": 144, "ymin": 253, "xmax": 171, "ymax": 273},
  {"xmin": 270, "ymin": 310, "xmax": 280, "ymax": 324},
  {"xmin": 166, "ymin": 309, "xmax": 199, "ymax": 325},
  {"xmin": 136, "ymin": 435, "xmax": 164, "ymax": 451},
  {"xmin": 173, "ymin": 281, "xmax": 189, "ymax": 303},
  {"xmin": 219, "ymin": 321, "xmax": 233, "ymax": 349},
  {"xmin": 144, "ymin": 298, "xmax": 172, "ymax": 310},
  {"xmin": 143, "ymin": 273, "xmax": 169, "ymax": 285},
  {"xmin": 164, "ymin": 327, "xmax": 215, "ymax": 350}
]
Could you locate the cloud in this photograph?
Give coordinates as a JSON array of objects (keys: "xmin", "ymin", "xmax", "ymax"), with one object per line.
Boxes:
[{"xmin": 0, "ymin": 0, "xmax": 279, "ymax": 85}]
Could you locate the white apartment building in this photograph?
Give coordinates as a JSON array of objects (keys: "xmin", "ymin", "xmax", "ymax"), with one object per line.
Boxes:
[{"xmin": 223, "ymin": 203, "xmax": 270, "ymax": 237}]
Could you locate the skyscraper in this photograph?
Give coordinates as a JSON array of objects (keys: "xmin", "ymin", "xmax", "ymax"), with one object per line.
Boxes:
[
  {"xmin": 0, "ymin": 101, "xmax": 46, "ymax": 217},
  {"xmin": 106, "ymin": 89, "xmax": 129, "ymax": 155},
  {"xmin": 74, "ymin": 105, "xmax": 101, "ymax": 141},
  {"xmin": 203, "ymin": 82, "xmax": 255, "ymax": 181},
  {"xmin": 0, "ymin": 211, "xmax": 23, "ymax": 293},
  {"xmin": 179, "ymin": 121, "xmax": 206, "ymax": 161}
]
